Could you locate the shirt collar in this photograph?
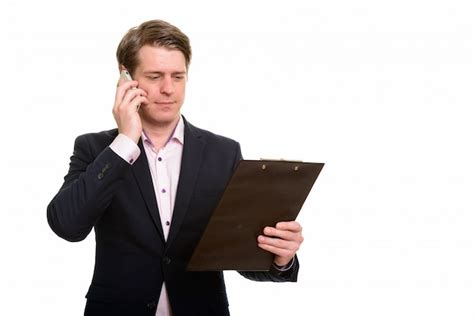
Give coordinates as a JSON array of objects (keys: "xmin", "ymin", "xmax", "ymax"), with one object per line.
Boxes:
[
  {"xmin": 173, "ymin": 115, "xmax": 185, "ymax": 144},
  {"xmin": 142, "ymin": 115, "xmax": 185, "ymax": 148}
]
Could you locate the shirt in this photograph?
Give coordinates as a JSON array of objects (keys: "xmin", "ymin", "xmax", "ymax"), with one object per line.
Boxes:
[{"xmin": 110, "ymin": 116, "xmax": 184, "ymax": 316}]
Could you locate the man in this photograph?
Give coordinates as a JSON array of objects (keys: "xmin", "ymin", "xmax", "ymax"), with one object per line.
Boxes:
[{"xmin": 47, "ymin": 19, "xmax": 304, "ymax": 316}]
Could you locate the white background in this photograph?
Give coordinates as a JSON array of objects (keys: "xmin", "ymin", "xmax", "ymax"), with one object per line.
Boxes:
[{"xmin": 1, "ymin": 0, "xmax": 473, "ymax": 315}]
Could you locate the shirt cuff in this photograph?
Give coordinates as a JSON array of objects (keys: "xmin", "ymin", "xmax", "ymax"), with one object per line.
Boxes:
[
  {"xmin": 272, "ymin": 257, "xmax": 295, "ymax": 272},
  {"xmin": 109, "ymin": 133, "xmax": 141, "ymax": 165}
]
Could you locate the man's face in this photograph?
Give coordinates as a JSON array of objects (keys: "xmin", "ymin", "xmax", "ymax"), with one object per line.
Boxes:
[{"xmin": 133, "ymin": 45, "xmax": 187, "ymax": 127}]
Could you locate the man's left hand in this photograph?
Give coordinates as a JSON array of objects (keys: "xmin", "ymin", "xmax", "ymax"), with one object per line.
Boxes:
[{"xmin": 257, "ymin": 221, "xmax": 304, "ymax": 267}]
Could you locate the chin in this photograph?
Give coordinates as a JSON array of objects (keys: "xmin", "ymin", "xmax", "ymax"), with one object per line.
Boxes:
[{"xmin": 144, "ymin": 112, "xmax": 180, "ymax": 126}]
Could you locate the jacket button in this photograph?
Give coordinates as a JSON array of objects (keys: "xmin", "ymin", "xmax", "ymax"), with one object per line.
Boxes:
[
  {"xmin": 163, "ymin": 256, "xmax": 171, "ymax": 265},
  {"xmin": 146, "ymin": 301, "xmax": 157, "ymax": 309},
  {"xmin": 97, "ymin": 172, "xmax": 104, "ymax": 180},
  {"xmin": 101, "ymin": 163, "xmax": 111, "ymax": 173}
]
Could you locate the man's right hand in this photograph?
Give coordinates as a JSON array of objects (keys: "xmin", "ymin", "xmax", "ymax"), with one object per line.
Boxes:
[{"xmin": 113, "ymin": 76, "xmax": 148, "ymax": 143}]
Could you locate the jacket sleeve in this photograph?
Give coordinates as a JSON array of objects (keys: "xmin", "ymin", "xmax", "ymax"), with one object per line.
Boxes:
[
  {"xmin": 47, "ymin": 134, "xmax": 130, "ymax": 242},
  {"xmin": 238, "ymin": 256, "xmax": 299, "ymax": 282},
  {"xmin": 232, "ymin": 142, "xmax": 300, "ymax": 282}
]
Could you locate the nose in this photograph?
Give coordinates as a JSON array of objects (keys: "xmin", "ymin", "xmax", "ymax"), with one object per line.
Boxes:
[{"xmin": 160, "ymin": 77, "xmax": 174, "ymax": 96}]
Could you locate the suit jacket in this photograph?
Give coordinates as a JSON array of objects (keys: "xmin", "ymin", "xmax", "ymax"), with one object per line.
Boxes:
[{"xmin": 47, "ymin": 118, "xmax": 299, "ymax": 316}]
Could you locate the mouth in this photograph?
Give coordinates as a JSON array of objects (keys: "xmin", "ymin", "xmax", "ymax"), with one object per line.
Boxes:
[{"xmin": 156, "ymin": 101, "xmax": 175, "ymax": 105}]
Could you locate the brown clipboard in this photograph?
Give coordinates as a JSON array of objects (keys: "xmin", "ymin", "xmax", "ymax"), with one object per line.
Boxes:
[{"xmin": 187, "ymin": 159, "xmax": 324, "ymax": 271}]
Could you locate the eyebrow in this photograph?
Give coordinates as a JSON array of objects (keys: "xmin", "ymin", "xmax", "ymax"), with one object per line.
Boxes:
[{"xmin": 144, "ymin": 71, "xmax": 187, "ymax": 75}]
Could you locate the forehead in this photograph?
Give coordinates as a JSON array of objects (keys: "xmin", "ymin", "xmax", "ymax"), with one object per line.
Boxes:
[{"xmin": 136, "ymin": 45, "xmax": 186, "ymax": 72}]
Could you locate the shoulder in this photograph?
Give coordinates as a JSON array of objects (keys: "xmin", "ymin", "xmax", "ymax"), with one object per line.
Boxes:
[
  {"xmin": 76, "ymin": 128, "xmax": 118, "ymax": 142},
  {"xmin": 184, "ymin": 118, "xmax": 243, "ymax": 168},
  {"xmin": 184, "ymin": 119, "xmax": 239, "ymax": 149},
  {"xmin": 74, "ymin": 128, "xmax": 118, "ymax": 153}
]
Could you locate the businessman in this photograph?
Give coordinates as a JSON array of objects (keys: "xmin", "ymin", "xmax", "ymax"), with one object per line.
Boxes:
[{"xmin": 47, "ymin": 19, "xmax": 304, "ymax": 316}]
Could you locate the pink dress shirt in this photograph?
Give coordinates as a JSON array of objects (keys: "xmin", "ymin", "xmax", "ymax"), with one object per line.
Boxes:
[{"xmin": 110, "ymin": 116, "xmax": 184, "ymax": 316}]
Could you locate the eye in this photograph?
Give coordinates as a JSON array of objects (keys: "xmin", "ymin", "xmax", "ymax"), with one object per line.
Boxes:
[{"xmin": 147, "ymin": 75, "xmax": 161, "ymax": 80}]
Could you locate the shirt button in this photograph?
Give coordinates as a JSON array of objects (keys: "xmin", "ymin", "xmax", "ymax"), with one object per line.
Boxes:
[
  {"xmin": 165, "ymin": 221, "xmax": 170, "ymax": 226},
  {"xmin": 158, "ymin": 157, "xmax": 162, "ymax": 161},
  {"xmin": 161, "ymin": 189, "xmax": 166, "ymax": 193}
]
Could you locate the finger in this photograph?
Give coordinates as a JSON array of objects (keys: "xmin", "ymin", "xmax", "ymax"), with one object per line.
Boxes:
[
  {"xmin": 257, "ymin": 242, "xmax": 296, "ymax": 259},
  {"xmin": 121, "ymin": 87, "xmax": 146, "ymax": 104},
  {"xmin": 258, "ymin": 235, "xmax": 301, "ymax": 251},
  {"xmin": 119, "ymin": 88, "xmax": 147, "ymax": 110},
  {"xmin": 114, "ymin": 82, "xmax": 134, "ymax": 114},
  {"xmin": 112, "ymin": 95, "xmax": 148, "ymax": 119},
  {"xmin": 115, "ymin": 79, "xmax": 138, "ymax": 97},
  {"xmin": 116, "ymin": 75, "xmax": 128, "ymax": 87},
  {"xmin": 124, "ymin": 95, "xmax": 149, "ymax": 113},
  {"xmin": 263, "ymin": 226, "xmax": 304, "ymax": 243},
  {"xmin": 134, "ymin": 96, "xmax": 149, "ymax": 111},
  {"xmin": 275, "ymin": 221, "xmax": 302, "ymax": 232},
  {"xmin": 114, "ymin": 80, "xmax": 140, "ymax": 107}
]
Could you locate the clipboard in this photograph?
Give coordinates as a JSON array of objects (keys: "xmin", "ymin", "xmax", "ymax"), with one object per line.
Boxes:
[{"xmin": 187, "ymin": 159, "xmax": 324, "ymax": 271}]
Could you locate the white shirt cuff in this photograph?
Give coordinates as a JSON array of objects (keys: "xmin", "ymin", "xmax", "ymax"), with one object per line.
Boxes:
[
  {"xmin": 109, "ymin": 133, "xmax": 141, "ymax": 165},
  {"xmin": 272, "ymin": 257, "xmax": 295, "ymax": 272}
]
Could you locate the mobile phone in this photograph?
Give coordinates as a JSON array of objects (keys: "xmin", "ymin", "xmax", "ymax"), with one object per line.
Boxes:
[
  {"xmin": 120, "ymin": 69, "xmax": 133, "ymax": 82},
  {"xmin": 120, "ymin": 69, "xmax": 140, "ymax": 110}
]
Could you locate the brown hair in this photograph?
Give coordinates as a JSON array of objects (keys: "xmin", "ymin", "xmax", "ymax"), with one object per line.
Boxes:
[{"xmin": 116, "ymin": 19, "xmax": 192, "ymax": 75}]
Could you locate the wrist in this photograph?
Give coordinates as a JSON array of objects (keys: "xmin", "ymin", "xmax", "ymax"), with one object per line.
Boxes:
[{"xmin": 119, "ymin": 129, "xmax": 141, "ymax": 144}]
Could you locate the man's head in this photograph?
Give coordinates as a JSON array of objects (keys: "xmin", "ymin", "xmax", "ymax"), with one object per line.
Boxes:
[
  {"xmin": 116, "ymin": 20, "xmax": 191, "ymax": 128},
  {"xmin": 116, "ymin": 19, "xmax": 192, "ymax": 76}
]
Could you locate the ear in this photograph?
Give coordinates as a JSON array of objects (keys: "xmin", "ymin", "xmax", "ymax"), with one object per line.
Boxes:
[{"xmin": 119, "ymin": 64, "xmax": 127, "ymax": 72}]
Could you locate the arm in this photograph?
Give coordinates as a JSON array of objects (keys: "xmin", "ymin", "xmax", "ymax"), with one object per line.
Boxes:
[
  {"xmin": 238, "ymin": 256, "xmax": 300, "ymax": 282},
  {"xmin": 232, "ymin": 144, "xmax": 302, "ymax": 282},
  {"xmin": 47, "ymin": 71, "xmax": 148, "ymax": 242},
  {"xmin": 238, "ymin": 222, "xmax": 302, "ymax": 282},
  {"xmin": 47, "ymin": 134, "xmax": 130, "ymax": 242}
]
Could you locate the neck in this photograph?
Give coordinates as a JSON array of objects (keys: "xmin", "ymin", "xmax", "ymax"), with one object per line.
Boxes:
[{"xmin": 142, "ymin": 115, "xmax": 181, "ymax": 149}]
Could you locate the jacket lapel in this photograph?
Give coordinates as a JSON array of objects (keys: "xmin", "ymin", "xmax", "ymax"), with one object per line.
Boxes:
[
  {"xmin": 131, "ymin": 139, "xmax": 166, "ymax": 243},
  {"xmin": 166, "ymin": 120, "xmax": 206, "ymax": 248}
]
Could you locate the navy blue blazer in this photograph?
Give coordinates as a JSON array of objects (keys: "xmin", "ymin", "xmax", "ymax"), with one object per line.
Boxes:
[{"xmin": 47, "ymin": 118, "xmax": 298, "ymax": 316}]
